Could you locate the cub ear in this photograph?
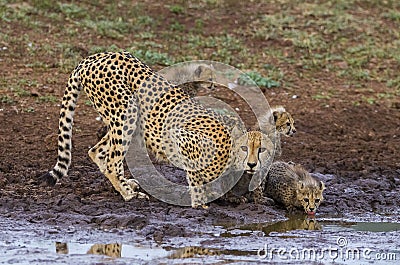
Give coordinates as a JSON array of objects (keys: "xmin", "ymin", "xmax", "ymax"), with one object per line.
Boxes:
[
  {"xmin": 319, "ymin": 181, "xmax": 326, "ymax": 191},
  {"xmin": 271, "ymin": 106, "xmax": 286, "ymax": 123},
  {"xmin": 194, "ymin": 65, "xmax": 204, "ymax": 77},
  {"xmin": 297, "ymin": 181, "xmax": 305, "ymax": 191},
  {"xmin": 194, "ymin": 64, "xmax": 215, "ymax": 82},
  {"xmin": 272, "ymin": 111, "xmax": 280, "ymax": 123}
]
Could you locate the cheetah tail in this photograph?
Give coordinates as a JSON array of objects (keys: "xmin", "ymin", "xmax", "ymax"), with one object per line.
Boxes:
[{"xmin": 41, "ymin": 68, "xmax": 82, "ymax": 186}]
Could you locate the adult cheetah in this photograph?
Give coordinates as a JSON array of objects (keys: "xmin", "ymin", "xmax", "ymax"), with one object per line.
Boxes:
[{"xmin": 40, "ymin": 51, "xmax": 275, "ymax": 208}]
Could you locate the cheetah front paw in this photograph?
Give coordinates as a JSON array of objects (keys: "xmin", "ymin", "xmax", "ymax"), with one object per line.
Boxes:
[
  {"xmin": 126, "ymin": 178, "xmax": 140, "ymax": 190},
  {"xmin": 122, "ymin": 191, "xmax": 149, "ymax": 201},
  {"xmin": 191, "ymin": 203, "xmax": 209, "ymax": 209},
  {"xmin": 122, "ymin": 179, "xmax": 149, "ymax": 201},
  {"xmin": 224, "ymin": 195, "xmax": 248, "ymax": 204},
  {"xmin": 254, "ymin": 196, "xmax": 275, "ymax": 205}
]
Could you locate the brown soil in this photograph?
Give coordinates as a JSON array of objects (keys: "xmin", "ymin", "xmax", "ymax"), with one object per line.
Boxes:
[{"xmin": 0, "ymin": 0, "xmax": 399, "ymax": 243}]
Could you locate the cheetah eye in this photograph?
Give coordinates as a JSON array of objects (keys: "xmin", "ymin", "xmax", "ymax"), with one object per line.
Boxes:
[
  {"xmin": 241, "ymin": 146, "xmax": 248, "ymax": 152},
  {"xmin": 259, "ymin": 147, "xmax": 266, "ymax": 153},
  {"xmin": 286, "ymin": 122, "xmax": 291, "ymax": 126},
  {"xmin": 315, "ymin": 199, "xmax": 320, "ymax": 203},
  {"xmin": 303, "ymin": 198, "xmax": 309, "ymax": 203}
]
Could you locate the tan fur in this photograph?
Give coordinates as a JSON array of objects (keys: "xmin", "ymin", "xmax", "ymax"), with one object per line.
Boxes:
[
  {"xmin": 42, "ymin": 51, "xmax": 274, "ymax": 208},
  {"xmin": 223, "ymin": 106, "xmax": 296, "ymax": 204},
  {"xmin": 87, "ymin": 243, "xmax": 121, "ymax": 258},
  {"xmin": 56, "ymin": 242, "xmax": 121, "ymax": 258},
  {"xmin": 234, "ymin": 131, "xmax": 274, "ymax": 173},
  {"xmin": 265, "ymin": 161, "xmax": 325, "ymax": 214},
  {"xmin": 169, "ymin": 246, "xmax": 220, "ymax": 259},
  {"xmin": 254, "ymin": 106, "xmax": 296, "ymax": 157}
]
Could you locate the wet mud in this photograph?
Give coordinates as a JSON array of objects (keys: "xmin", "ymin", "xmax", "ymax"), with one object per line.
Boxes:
[{"xmin": 1, "ymin": 75, "xmax": 400, "ymax": 263}]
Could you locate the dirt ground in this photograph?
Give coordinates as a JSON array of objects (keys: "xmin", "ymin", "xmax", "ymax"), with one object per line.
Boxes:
[
  {"xmin": 1, "ymin": 74, "xmax": 399, "ymax": 232},
  {"xmin": 0, "ymin": 1, "xmax": 400, "ymax": 262}
]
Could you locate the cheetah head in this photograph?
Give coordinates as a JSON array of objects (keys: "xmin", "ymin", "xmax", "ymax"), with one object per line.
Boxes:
[
  {"xmin": 272, "ymin": 106, "xmax": 296, "ymax": 137},
  {"xmin": 234, "ymin": 131, "xmax": 274, "ymax": 174},
  {"xmin": 296, "ymin": 180, "xmax": 325, "ymax": 215}
]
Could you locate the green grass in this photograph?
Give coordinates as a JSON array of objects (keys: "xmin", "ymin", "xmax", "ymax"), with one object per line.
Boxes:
[
  {"xmin": 168, "ymin": 4, "xmax": 185, "ymax": 14},
  {"xmin": 1, "ymin": 0, "xmax": 399, "ymax": 107},
  {"xmin": 382, "ymin": 10, "xmax": 400, "ymax": 21},
  {"xmin": 37, "ymin": 95, "xmax": 58, "ymax": 103},
  {"xmin": 58, "ymin": 3, "xmax": 88, "ymax": 19},
  {"xmin": 82, "ymin": 18, "xmax": 131, "ymax": 39},
  {"xmin": 9, "ymin": 79, "xmax": 37, "ymax": 97},
  {"xmin": 387, "ymin": 77, "xmax": 400, "ymax": 90},
  {"xmin": 312, "ymin": 92, "xmax": 332, "ymax": 100},
  {"xmin": 170, "ymin": 20, "xmax": 185, "ymax": 32},
  {"xmin": 0, "ymin": 95, "xmax": 14, "ymax": 104},
  {"xmin": 238, "ymin": 71, "xmax": 280, "ymax": 89},
  {"xmin": 128, "ymin": 49, "xmax": 175, "ymax": 66},
  {"xmin": 24, "ymin": 107, "xmax": 35, "ymax": 112}
]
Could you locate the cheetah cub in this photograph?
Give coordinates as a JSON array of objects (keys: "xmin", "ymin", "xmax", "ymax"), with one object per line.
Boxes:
[
  {"xmin": 264, "ymin": 161, "xmax": 325, "ymax": 215},
  {"xmin": 256, "ymin": 106, "xmax": 296, "ymax": 158},
  {"xmin": 222, "ymin": 106, "xmax": 296, "ymax": 204},
  {"xmin": 163, "ymin": 62, "xmax": 216, "ymax": 97}
]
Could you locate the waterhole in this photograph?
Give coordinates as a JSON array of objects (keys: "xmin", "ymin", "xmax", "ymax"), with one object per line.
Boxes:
[{"xmin": 1, "ymin": 216, "xmax": 399, "ymax": 264}]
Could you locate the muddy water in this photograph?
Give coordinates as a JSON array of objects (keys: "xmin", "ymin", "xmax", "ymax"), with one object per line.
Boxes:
[{"xmin": 1, "ymin": 214, "xmax": 399, "ymax": 265}]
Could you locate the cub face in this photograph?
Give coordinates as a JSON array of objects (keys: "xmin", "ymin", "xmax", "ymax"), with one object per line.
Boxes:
[
  {"xmin": 296, "ymin": 181, "xmax": 325, "ymax": 215},
  {"xmin": 273, "ymin": 109, "xmax": 296, "ymax": 137}
]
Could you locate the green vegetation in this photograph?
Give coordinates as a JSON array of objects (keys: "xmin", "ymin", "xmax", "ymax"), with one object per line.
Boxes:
[
  {"xmin": 38, "ymin": 95, "xmax": 58, "ymax": 103},
  {"xmin": 238, "ymin": 71, "xmax": 280, "ymax": 89},
  {"xmin": 0, "ymin": 0, "xmax": 399, "ymax": 107},
  {"xmin": 168, "ymin": 4, "xmax": 185, "ymax": 14},
  {"xmin": 312, "ymin": 92, "xmax": 332, "ymax": 100},
  {"xmin": 0, "ymin": 95, "xmax": 14, "ymax": 104},
  {"xmin": 128, "ymin": 49, "xmax": 175, "ymax": 66}
]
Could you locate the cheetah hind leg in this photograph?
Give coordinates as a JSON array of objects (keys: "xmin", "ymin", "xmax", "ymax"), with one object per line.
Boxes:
[
  {"xmin": 89, "ymin": 113, "xmax": 148, "ymax": 200},
  {"xmin": 88, "ymin": 131, "xmax": 110, "ymax": 173},
  {"xmin": 103, "ymin": 130, "xmax": 149, "ymax": 201},
  {"xmin": 88, "ymin": 132, "xmax": 143, "ymax": 195}
]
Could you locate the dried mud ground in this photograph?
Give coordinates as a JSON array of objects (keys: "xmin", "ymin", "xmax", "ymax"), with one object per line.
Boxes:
[
  {"xmin": 1, "ymin": 81, "xmax": 400, "ymax": 264},
  {"xmin": 0, "ymin": 0, "xmax": 400, "ymax": 263}
]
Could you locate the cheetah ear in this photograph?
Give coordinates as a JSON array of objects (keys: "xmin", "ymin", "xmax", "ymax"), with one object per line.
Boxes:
[
  {"xmin": 297, "ymin": 181, "xmax": 305, "ymax": 191},
  {"xmin": 271, "ymin": 106, "xmax": 286, "ymax": 123},
  {"xmin": 319, "ymin": 181, "xmax": 325, "ymax": 191},
  {"xmin": 194, "ymin": 65, "xmax": 204, "ymax": 77},
  {"xmin": 194, "ymin": 64, "xmax": 215, "ymax": 81},
  {"xmin": 272, "ymin": 111, "xmax": 280, "ymax": 123}
]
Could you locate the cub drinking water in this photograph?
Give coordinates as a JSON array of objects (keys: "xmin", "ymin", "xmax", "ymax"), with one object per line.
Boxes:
[{"xmin": 264, "ymin": 161, "xmax": 325, "ymax": 215}]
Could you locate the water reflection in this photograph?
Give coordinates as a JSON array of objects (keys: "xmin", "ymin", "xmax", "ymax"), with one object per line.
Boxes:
[
  {"xmin": 167, "ymin": 246, "xmax": 220, "ymax": 259},
  {"xmin": 56, "ymin": 242, "xmax": 122, "ymax": 258},
  {"xmin": 55, "ymin": 242, "xmax": 219, "ymax": 260},
  {"xmin": 259, "ymin": 216, "xmax": 322, "ymax": 235},
  {"xmin": 322, "ymin": 221, "xmax": 400, "ymax": 232},
  {"xmin": 52, "ymin": 219, "xmax": 400, "ymax": 261},
  {"xmin": 55, "ymin": 242, "xmax": 68, "ymax": 254},
  {"xmin": 221, "ymin": 215, "xmax": 321, "ymax": 237}
]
